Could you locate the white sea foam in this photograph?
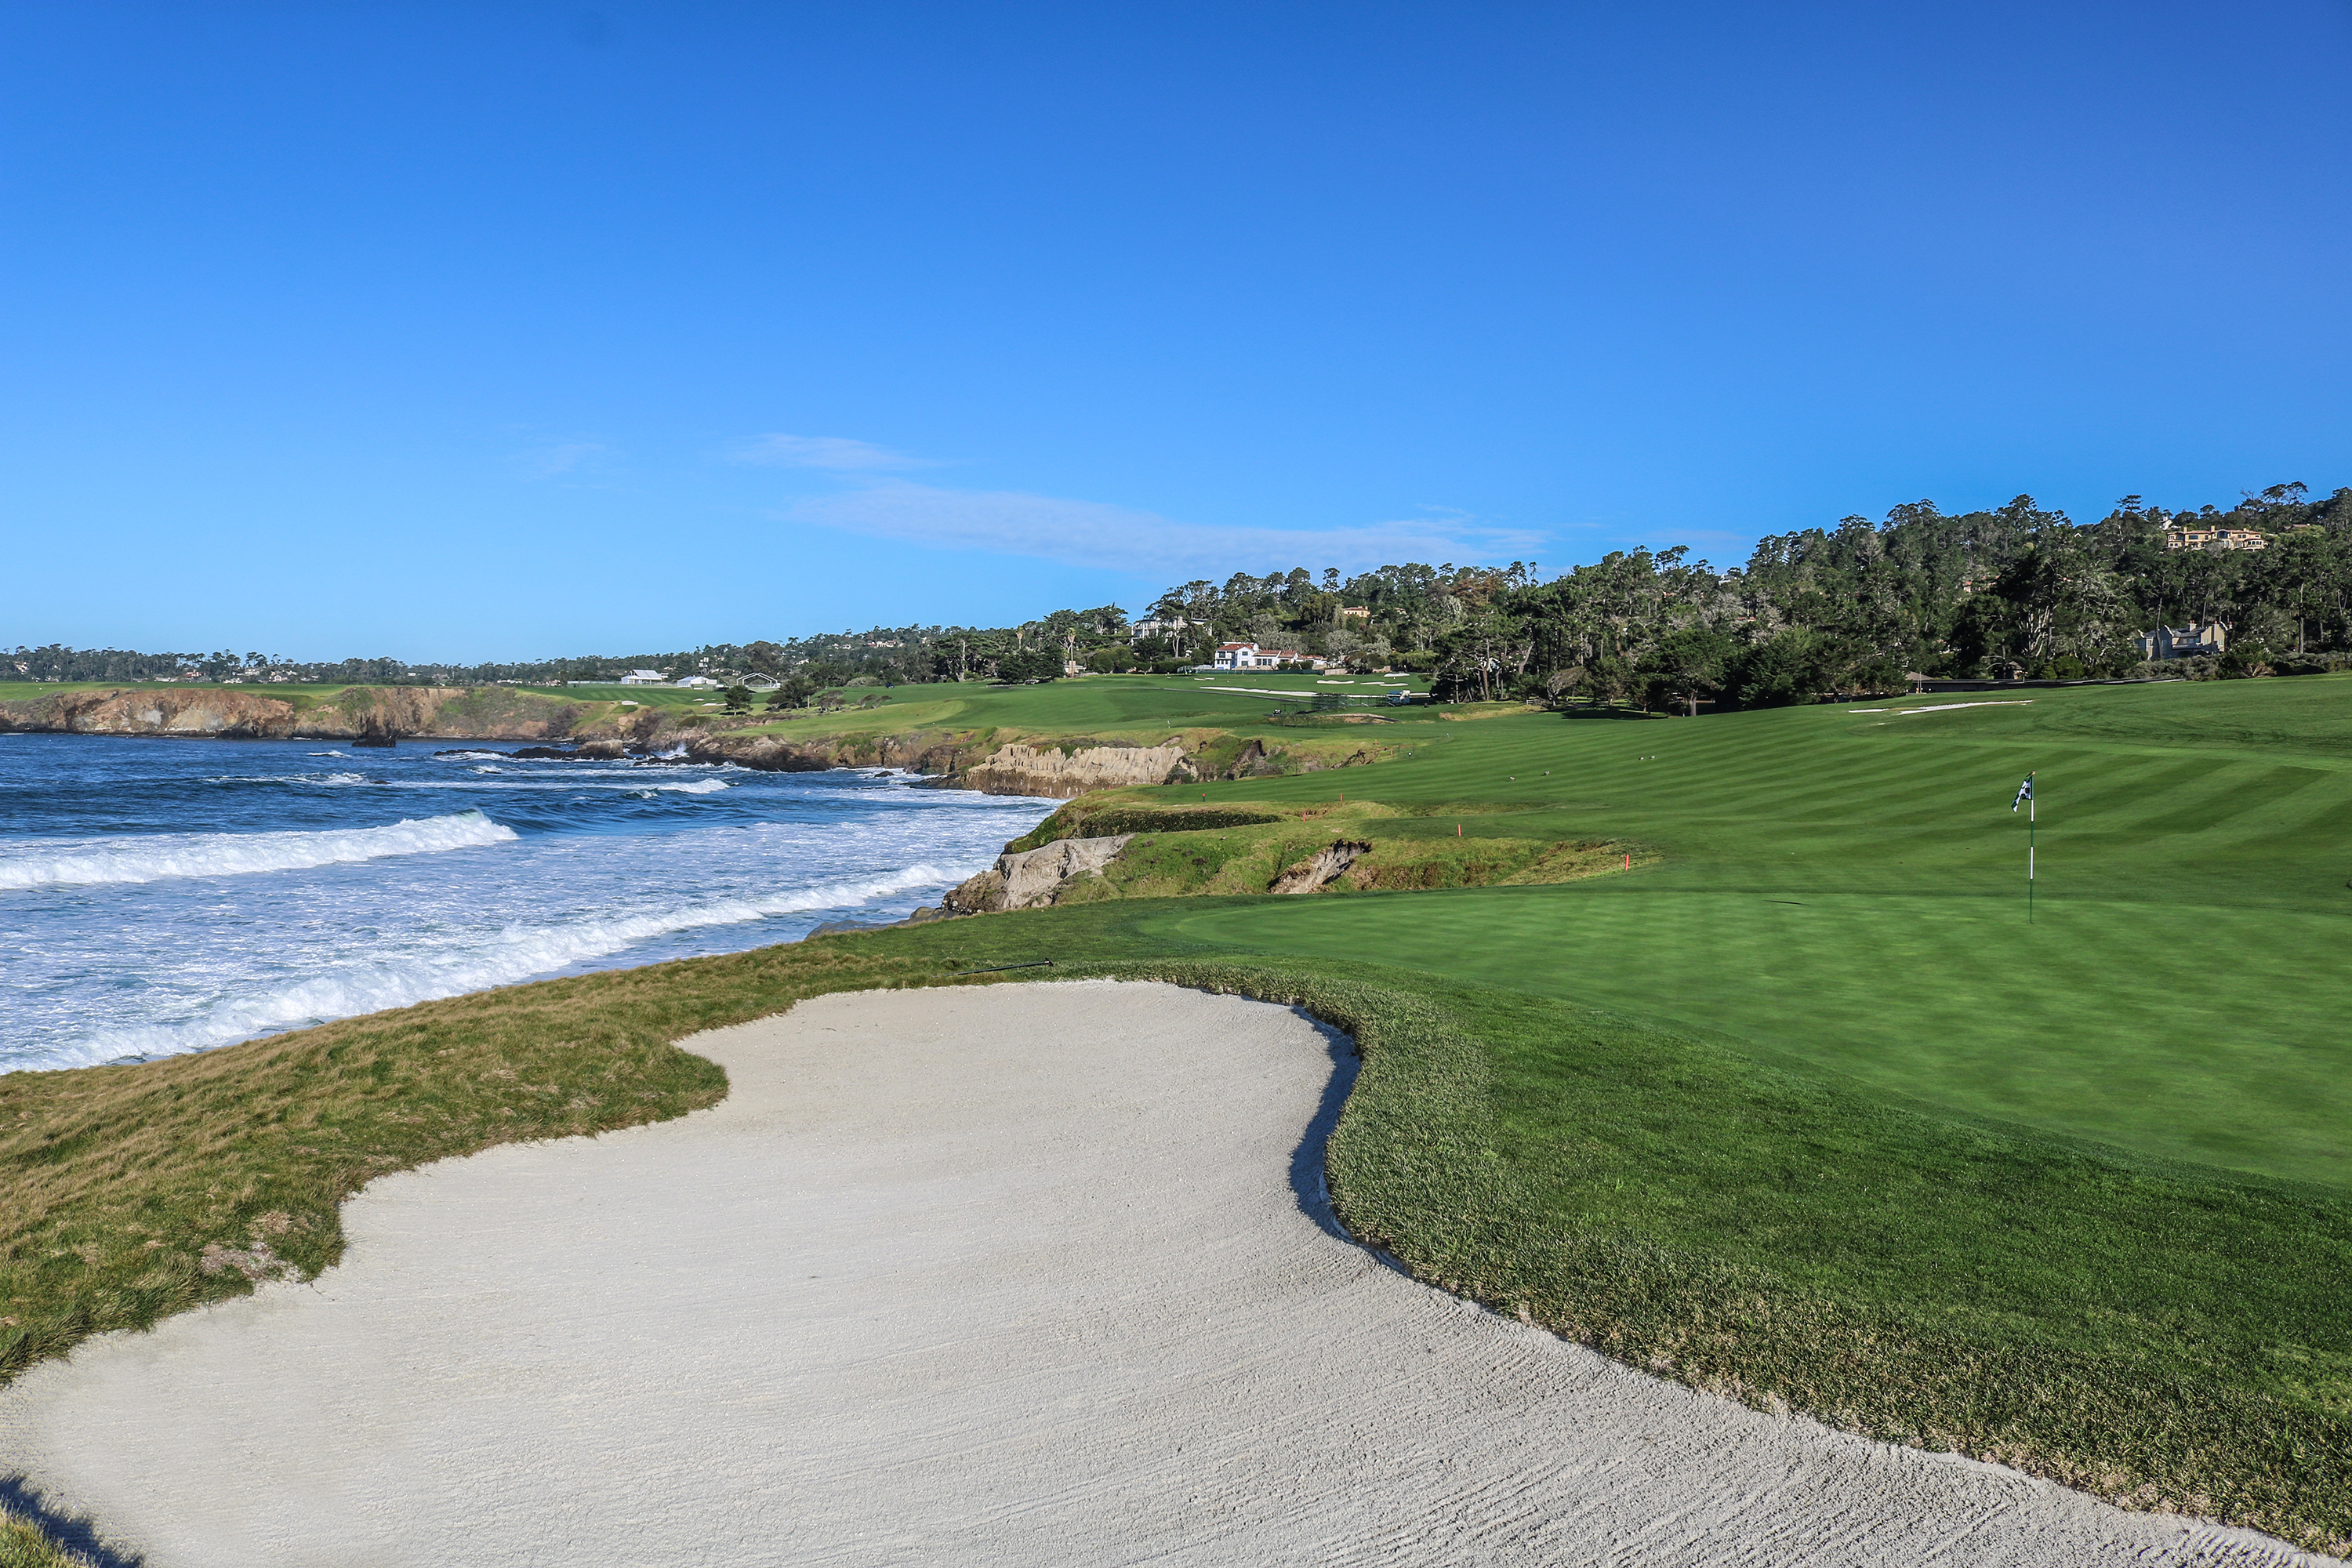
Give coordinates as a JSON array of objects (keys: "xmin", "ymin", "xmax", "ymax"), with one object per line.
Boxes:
[
  {"xmin": 381, "ymin": 777, "xmax": 731, "ymax": 794},
  {"xmin": 207, "ymin": 775, "xmax": 731, "ymax": 794},
  {"xmin": 211, "ymin": 771, "xmax": 374, "ymax": 786},
  {"xmin": 0, "ymin": 811, "xmax": 518, "ymax": 890},
  {"xmin": 70, "ymin": 862, "xmax": 961, "ymax": 1065}
]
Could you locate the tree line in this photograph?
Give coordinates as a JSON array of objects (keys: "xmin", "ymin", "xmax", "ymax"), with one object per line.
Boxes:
[{"xmin": 13, "ymin": 481, "xmax": 2347, "ymax": 706}]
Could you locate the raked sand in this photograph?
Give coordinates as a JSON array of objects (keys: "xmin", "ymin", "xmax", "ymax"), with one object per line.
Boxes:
[{"xmin": 0, "ymin": 981, "xmax": 2319, "ymax": 1566}]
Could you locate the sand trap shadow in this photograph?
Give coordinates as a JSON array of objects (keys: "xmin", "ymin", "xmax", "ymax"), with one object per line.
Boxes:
[
  {"xmin": 1284, "ymin": 1008, "xmax": 1366, "ymax": 1246},
  {"xmin": 1, "ymin": 1475, "xmax": 145, "ymax": 1567}
]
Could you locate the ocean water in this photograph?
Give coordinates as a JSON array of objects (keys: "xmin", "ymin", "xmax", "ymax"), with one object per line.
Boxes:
[{"xmin": 0, "ymin": 734, "xmax": 1051, "ymax": 1073}]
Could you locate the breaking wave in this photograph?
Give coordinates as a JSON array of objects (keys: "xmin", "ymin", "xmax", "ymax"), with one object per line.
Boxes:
[
  {"xmin": 0, "ymin": 811, "xmax": 518, "ymax": 890},
  {"xmin": 72, "ymin": 862, "xmax": 960, "ymax": 1065},
  {"xmin": 208, "ymin": 774, "xmax": 731, "ymax": 794}
]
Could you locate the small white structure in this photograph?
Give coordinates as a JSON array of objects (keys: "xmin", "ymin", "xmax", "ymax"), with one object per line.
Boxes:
[
  {"xmin": 619, "ymin": 670, "xmax": 668, "ymax": 686},
  {"xmin": 2136, "ymin": 622, "xmax": 2228, "ymax": 660},
  {"xmin": 1131, "ymin": 615, "xmax": 1191, "ymax": 638},
  {"xmin": 675, "ymin": 675, "xmax": 724, "ymax": 689},
  {"xmin": 1214, "ymin": 643, "xmax": 1327, "ymax": 672}
]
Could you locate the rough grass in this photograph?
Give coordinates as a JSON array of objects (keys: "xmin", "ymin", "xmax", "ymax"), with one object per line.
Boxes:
[
  {"xmin": 1000, "ymin": 797, "xmax": 1647, "ymax": 898},
  {"xmin": 0, "ymin": 1512, "xmax": 78, "ymax": 1568}
]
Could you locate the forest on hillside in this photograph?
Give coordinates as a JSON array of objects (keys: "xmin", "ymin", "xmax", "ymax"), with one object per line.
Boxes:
[{"xmin": 13, "ymin": 483, "xmax": 2350, "ymax": 709}]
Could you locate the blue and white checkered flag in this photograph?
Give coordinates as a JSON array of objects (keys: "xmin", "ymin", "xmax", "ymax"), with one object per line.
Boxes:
[{"xmin": 2011, "ymin": 772, "xmax": 2034, "ymax": 811}]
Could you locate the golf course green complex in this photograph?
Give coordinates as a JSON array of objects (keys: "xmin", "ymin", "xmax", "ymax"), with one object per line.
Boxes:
[
  {"xmin": 1123, "ymin": 676, "xmax": 2352, "ymax": 1189},
  {"xmin": 5, "ymin": 673, "xmax": 2347, "ymax": 1553}
]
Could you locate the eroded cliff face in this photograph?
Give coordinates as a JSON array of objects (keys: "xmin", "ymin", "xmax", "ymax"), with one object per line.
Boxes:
[
  {"xmin": 0, "ymin": 689, "xmax": 1382, "ymax": 802},
  {"xmin": 0, "ymin": 686, "xmax": 593, "ymax": 741},
  {"xmin": 942, "ymin": 834, "xmax": 1136, "ymax": 913},
  {"xmin": 958, "ymin": 742, "xmax": 1193, "ymax": 798},
  {"xmin": 0, "ymin": 687, "xmax": 304, "ymax": 738},
  {"xmin": 681, "ymin": 731, "xmax": 971, "ymax": 775}
]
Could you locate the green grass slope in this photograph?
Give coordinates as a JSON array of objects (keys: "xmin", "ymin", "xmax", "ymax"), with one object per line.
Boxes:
[
  {"xmin": 1102, "ymin": 676, "xmax": 2352, "ymax": 1189},
  {"xmin": 728, "ymin": 670, "xmax": 1423, "ymax": 739}
]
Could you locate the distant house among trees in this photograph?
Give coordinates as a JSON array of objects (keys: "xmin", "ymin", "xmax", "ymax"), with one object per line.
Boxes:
[
  {"xmin": 2136, "ymin": 622, "xmax": 2229, "ymax": 660},
  {"xmin": 1214, "ymin": 642, "xmax": 1327, "ymax": 671},
  {"xmin": 618, "ymin": 670, "xmax": 668, "ymax": 685},
  {"xmin": 2165, "ymin": 526, "xmax": 2267, "ymax": 551}
]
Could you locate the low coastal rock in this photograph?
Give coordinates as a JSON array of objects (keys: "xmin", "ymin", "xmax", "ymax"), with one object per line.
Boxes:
[{"xmin": 943, "ymin": 833, "xmax": 1135, "ymax": 913}]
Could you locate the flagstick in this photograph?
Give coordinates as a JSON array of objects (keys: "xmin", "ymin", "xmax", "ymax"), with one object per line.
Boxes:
[{"xmin": 2027, "ymin": 789, "xmax": 2035, "ymax": 925}]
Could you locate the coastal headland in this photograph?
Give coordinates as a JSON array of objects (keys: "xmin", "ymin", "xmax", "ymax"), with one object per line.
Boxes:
[
  {"xmin": 0, "ymin": 677, "xmax": 1397, "ymax": 798},
  {"xmin": 5, "ymin": 670, "xmax": 2350, "ymax": 1556}
]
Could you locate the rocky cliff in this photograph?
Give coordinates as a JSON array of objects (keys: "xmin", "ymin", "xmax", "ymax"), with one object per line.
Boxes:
[
  {"xmin": 679, "ymin": 735, "xmax": 1202, "ymax": 797},
  {"xmin": 1, "ymin": 688, "xmax": 1386, "ymax": 802},
  {"xmin": 957, "ymin": 742, "xmax": 1193, "ymax": 798},
  {"xmin": 942, "ymin": 834, "xmax": 1136, "ymax": 913},
  {"xmin": 0, "ymin": 685, "xmax": 589, "ymax": 742}
]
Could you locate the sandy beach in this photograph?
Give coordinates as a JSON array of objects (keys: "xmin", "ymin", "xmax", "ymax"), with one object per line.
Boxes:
[{"xmin": 0, "ymin": 981, "xmax": 2318, "ymax": 1566}]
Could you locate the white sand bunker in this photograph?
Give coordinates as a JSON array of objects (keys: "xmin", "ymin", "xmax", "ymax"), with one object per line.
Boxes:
[{"xmin": 0, "ymin": 982, "xmax": 2316, "ymax": 1566}]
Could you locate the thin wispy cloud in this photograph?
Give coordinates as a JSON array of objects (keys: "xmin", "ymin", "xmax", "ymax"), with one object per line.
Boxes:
[
  {"xmin": 790, "ymin": 481, "xmax": 1545, "ymax": 577},
  {"xmin": 514, "ymin": 440, "xmax": 611, "ymax": 481},
  {"xmin": 734, "ymin": 433, "xmax": 932, "ymax": 471}
]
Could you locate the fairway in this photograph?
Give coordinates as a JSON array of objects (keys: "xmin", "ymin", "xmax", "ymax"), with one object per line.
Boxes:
[
  {"xmin": 1117, "ymin": 676, "xmax": 2352, "ymax": 1188},
  {"xmin": 731, "ymin": 670, "xmax": 1428, "ymax": 741}
]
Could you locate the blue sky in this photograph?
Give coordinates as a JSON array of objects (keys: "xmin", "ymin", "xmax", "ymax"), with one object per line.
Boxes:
[{"xmin": 5, "ymin": 2, "xmax": 2348, "ymax": 661}]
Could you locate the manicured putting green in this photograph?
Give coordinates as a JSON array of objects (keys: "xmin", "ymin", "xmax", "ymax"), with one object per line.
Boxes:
[{"xmin": 1123, "ymin": 676, "xmax": 2352, "ymax": 1189}]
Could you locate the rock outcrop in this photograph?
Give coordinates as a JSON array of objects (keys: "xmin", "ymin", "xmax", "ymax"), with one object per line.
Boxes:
[
  {"xmin": 943, "ymin": 834, "xmax": 1135, "ymax": 913},
  {"xmin": 1269, "ymin": 840, "xmax": 1373, "ymax": 894},
  {"xmin": 681, "ymin": 731, "xmax": 970, "ymax": 775},
  {"xmin": 0, "ymin": 687, "xmax": 307, "ymax": 738},
  {"xmin": 0, "ymin": 686, "xmax": 586, "ymax": 742},
  {"xmin": 957, "ymin": 742, "xmax": 1193, "ymax": 798},
  {"xmin": 0, "ymin": 689, "xmax": 1384, "ymax": 802}
]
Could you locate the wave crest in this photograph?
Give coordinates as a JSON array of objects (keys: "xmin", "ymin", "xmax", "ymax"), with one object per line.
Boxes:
[
  {"xmin": 0, "ymin": 811, "xmax": 519, "ymax": 891},
  {"xmin": 71, "ymin": 862, "xmax": 960, "ymax": 1064}
]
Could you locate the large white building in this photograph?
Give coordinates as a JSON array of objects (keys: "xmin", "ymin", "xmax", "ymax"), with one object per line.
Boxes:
[{"xmin": 1214, "ymin": 642, "xmax": 1327, "ymax": 671}]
